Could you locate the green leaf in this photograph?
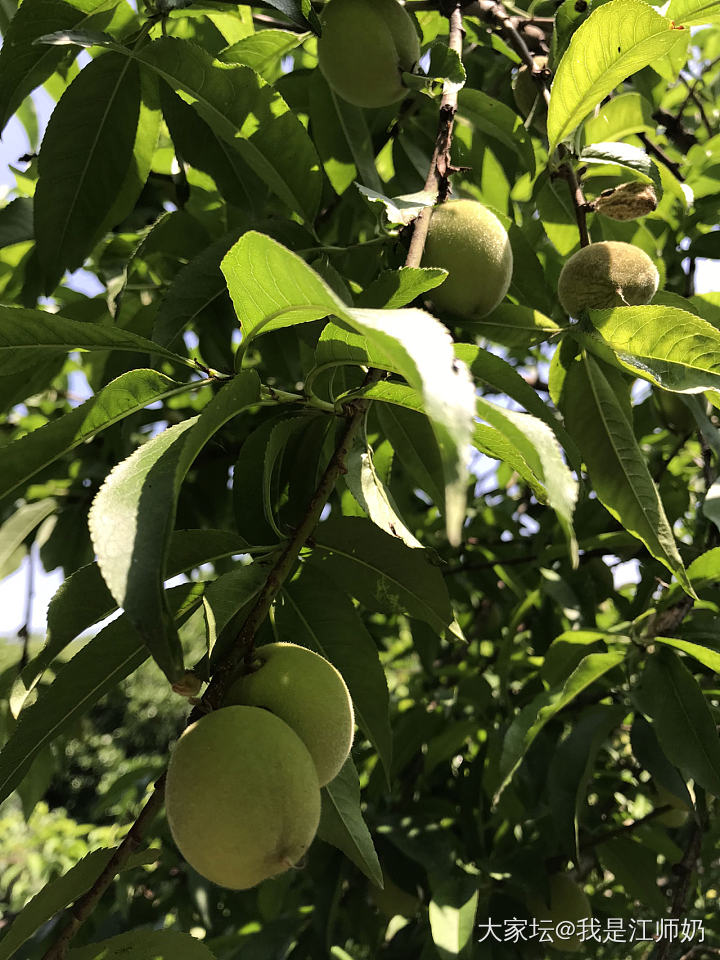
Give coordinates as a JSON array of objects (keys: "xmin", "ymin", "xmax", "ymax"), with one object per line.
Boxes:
[
  {"xmin": 653, "ymin": 636, "xmax": 720, "ymax": 674},
  {"xmin": 548, "ymin": 0, "xmax": 683, "ymax": 152},
  {"xmin": 0, "ymin": 848, "xmax": 158, "ymax": 960},
  {"xmin": 704, "ymin": 477, "xmax": 720, "ymax": 533},
  {"xmin": 153, "ymin": 233, "xmax": 239, "ymax": 349},
  {"xmin": 457, "ymin": 88, "xmax": 535, "ymax": 176},
  {"xmin": 308, "ymin": 72, "xmax": 384, "ymax": 194},
  {"xmin": 202, "ymin": 563, "xmax": 269, "ymax": 662},
  {"xmin": 0, "ymin": 305, "xmax": 191, "ymax": 368},
  {"xmin": 0, "ymin": 355, "xmax": 65, "ymax": 416},
  {"xmin": 580, "ymin": 141, "xmax": 662, "ymax": 197},
  {"xmin": 634, "ymin": 648, "xmax": 720, "ymax": 796},
  {"xmin": 456, "ymin": 342, "xmax": 568, "ymax": 437},
  {"xmin": 631, "ymin": 714, "xmax": 693, "ymax": 805},
  {"xmin": 88, "ymin": 372, "xmax": 260, "ymax": 681},
  {"xmin": 232, "ymin": 414, "xmax": 287, "ymax": 547},
  {"xmin": 223, "ymin": 232, "xmax": 476, "ymax": 545},
  {"xmin": 375, "ymin": 402, "xmax": 445, "ymax": 510},
  {"xmin": 0, "ymin": 370, "xmax": 196, "ymax": 502},
  {"xmin": 263, "ymin": 417, "xmax": 306, "ymax": 538},
  {"xmin": 360, "ymin": 376, "xmax": 577, "ymax": 548},
  {"xmin": 0, "ymin": 583, "xmax": 200, "ymax": 806},
  {"xmin": 317, "ymin": 757, "xmax": 382, "ymax": 887},
  {"xmin": 666, "ymin": 0, "xmax": 720, "ymax": 25},
  {"xmin": 0, "ymin": 499, "xmax": 56, "ymax": 571},
  {"xmin": 315, "ymin": 321, "xmax": 396, "ymax": 373},
  {"xmin": 559, "ymin": 353, "xmax": 693, "ymax": 595},
  {"xmin": 159, "ymin": 84, "xmax": 264, "ymax": 213},
  {"xmin": 69, "ymin": 929, "xmax": 217, "ymax": 960},
  {"xmin": 427, "ymin": 40, "xmax": 466, "ymax": 85},
  {"xmin": 466, "ymin": 303, "xmax": 560, "ymax": 349},
  {"xmin": 310, "ymin": 517, "xmax": 455, "ymax": 636},
  {"xmin": 279, "ymin": 564, "xmax": 393, "ymax": 779},
  {"xmin": 548, "ymin": 704, "xmax": 626, "ymax": 860},
  {"xmin": 355, "ymin": 267, "xmax": 447, "ymax": 309},
  {"xmin": 34, "ymin": 52, "xmax": 150, "ymax": 290},
  {"xmin": 0, "ymin": 197, "xmax": 33, "ymax": 248},
  {"xmin": 135, "ymin": 37, "xmax": 321, "ymax": 222},
  {"xmin": 428, "ymin": 871, "xmax": 480, "ymax": 959},
  {"xmin": 345, "ymin": 430, "xmax": 422, "ymax": 549},
  {"xmin": 220, "ymin": 28, "xmax": 305, "ymax": 81},
  {"xmin": 101, "ymin": 63, "xmax": 161, "ymax": 237},
  {"xmin": 581, "ymin": 304, "xmax": 720, "ymax": 393},
  {"xmin": 0, "ymin": 0, "xmax": 131, "ymax": 135},
  {"xmin": 475, "ymin": 396, "xmax": 578, "ymax": 559},
  {"xmin": 356, "ymin": 185, "xmax": 435, "ymax": 226},
  {"xmin": 583, "ymin": 91, "xmax": 655, "ymax": 142},
  {"xmin": 257, "ymin": 0, "xmax": 320, "ymax": 33},
  {"xmin": 88, "ymin": 419, "xmax": 196, "ymax": 681},
  {"xmin": 0, "ymin": 617, "xmax": 144, "ymax": 804},
  {"xmin": 597, "ymin": 838, "xmax": 666, "ymax": 913},
  {"xmin": 493, "ymin": 651, "xmax": 625, "ymax": 804},
  {"xmin": 26, "ymin": 529, "xmax": 248, "ymax": 684}
]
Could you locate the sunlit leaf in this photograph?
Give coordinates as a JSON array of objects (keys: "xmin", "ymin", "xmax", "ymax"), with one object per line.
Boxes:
[{"xmin": 548, "ymin": 0, "xmax": 684, "ymax": 152}]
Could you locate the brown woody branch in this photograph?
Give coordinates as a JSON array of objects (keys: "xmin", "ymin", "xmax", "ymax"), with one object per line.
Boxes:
[
  {"xmin": 556, "ymin": 158, "xmax": 590, "ymax": 247},
  {"xmin": 42, "ymin": 778, "xmax": 166, "ymax": 960},
  {"xmin": 653, "ymin": 823, "xmax": 704, "ymax": 960},
  {"xmin": 40, "ymin": 8, "xmax": 467, "ymax": 959},
  {"xmin": 406, "ymin": 4, "xmax": 466, "ymax": 268},
  {"xmin": 638, "ymin": 133, "xmax": 684, "ymax": 182},
  {"xmin": 578, "ymin": 804, "xmax": 678, "ymax": 852}
]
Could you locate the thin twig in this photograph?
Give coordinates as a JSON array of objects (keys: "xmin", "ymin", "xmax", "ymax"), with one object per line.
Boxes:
[
  {"xmin": 40, "ymin": 8, "xmax": 468, "ymax": 959},
  {"xmin": 578, "ymin": 805, "xmax": 677, "ymax": 852},
  {"xmin": 653, "ymin": 824, "xmax": 703, "ymax": 960},
  {"xmin": 406, "ymin": 4, "xmax": 465, "ymax": 268},
  {"xmin": 653, "ymin": 108, "xmax": 698, "ymax": 152},
  {"xmin": 678, "ymin": 948, "xmax": 720, "ymax": 960},
  {"xmin": 41, "ymin": 778, "xmax": 166, "ymax": 960},
  {"xmin": 639, "ymin": 133, "xmax": 684, "ymax": 182},
  {"xmin": 469, "ymin": 0, "xmax": 540, "ymax": 73},
  {"xmin": 678, "ymin": 73, "xmax": 713, "ymax": 140},
  {"xmin": 557, "ymin": 157, "xmax": 590, "ymax": 247}
]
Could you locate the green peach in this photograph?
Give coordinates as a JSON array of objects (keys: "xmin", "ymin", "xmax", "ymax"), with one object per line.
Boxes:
[
  {"xmin": 317, "ymin": 0, "xmax": 420, "ymax": 109},
  {"xmin": 558, "ymin": 241, "xmax": 659, "ymax": 317},
  {"xmin": 421, "ymin": 199, "xmax": 513, "ymax": 319},
  {"xmin": 225, "ymin": 642, "xmax": 354, "ymax": 787},
  {"xmin": 165, "ymin": 706, "xmax": 320, "ymax": 889}
]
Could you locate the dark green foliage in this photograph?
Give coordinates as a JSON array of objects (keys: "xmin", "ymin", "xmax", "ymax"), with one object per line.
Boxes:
[{"xmin": 1, "ymin": 1, "xmax": 720, "ymax": 958}]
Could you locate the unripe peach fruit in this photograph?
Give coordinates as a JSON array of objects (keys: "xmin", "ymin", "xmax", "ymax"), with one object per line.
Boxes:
[
  {"xmin": 165, "ymin": 706, "xmax": 320, "ymax": 889},
  {"xmin": 317, "ymin": 0, "xmax": 420, "ymax": 108}
]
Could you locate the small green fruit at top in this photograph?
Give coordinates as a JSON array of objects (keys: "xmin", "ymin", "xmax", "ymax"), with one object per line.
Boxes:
[
  {"xmin": 654, "ymin": 783, "xmax": 690, "ymax": 828},
  {"xmin": 558, "ymin": 241, "xmax": 659, "ymax": 317},
  {"xmin": 527, "ymin": 873, "xmax": 592, "ymax": 953},
  {"xmin": 165, "ymin": 706, "xmax": 320, "ymax": 889},
  {"xmin": 512, "ymin": 56, "xmax": 548, "ymax": 129},
  {"xmin": 317, "ymin": 0, "xmax": 420, "ymax": 109},
  {"xmin": 224, "ymin": 642, "xmax": 354, "ymax": 787},
  {"xmin": 421, "ymin": 199, "xmax": 514, "ymax": 319}
]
